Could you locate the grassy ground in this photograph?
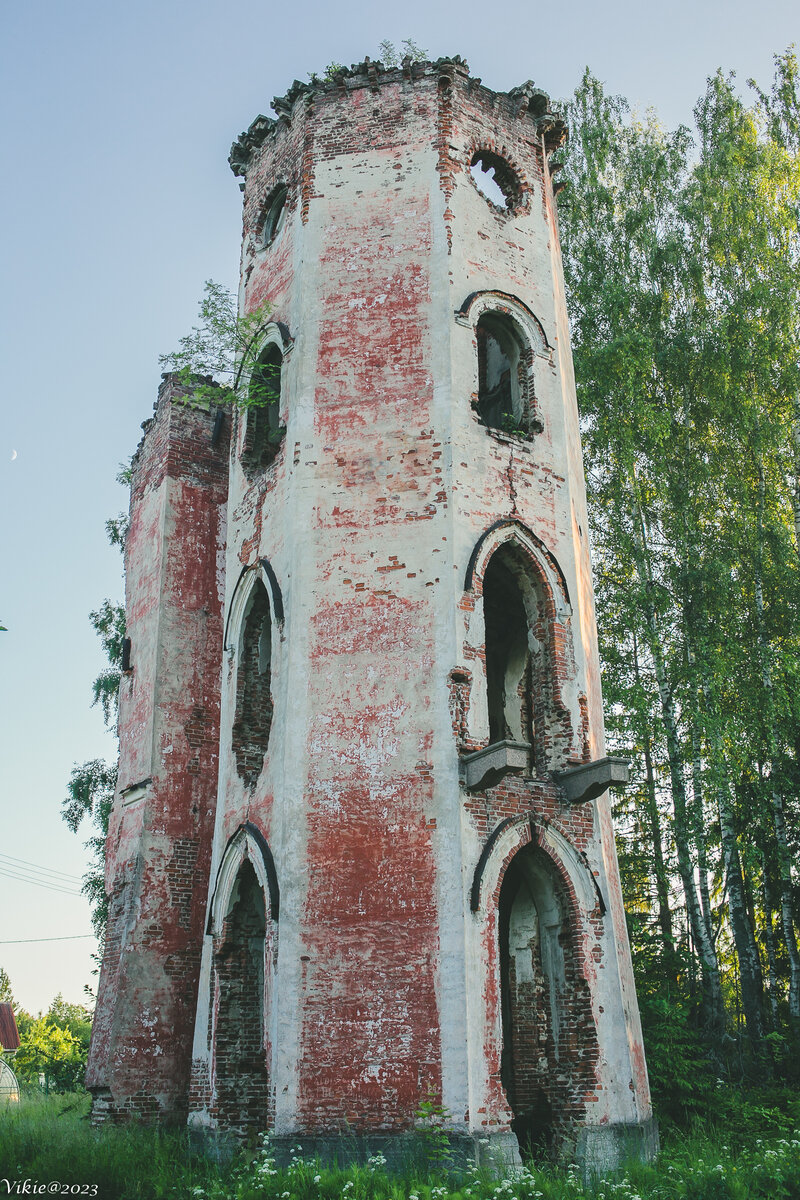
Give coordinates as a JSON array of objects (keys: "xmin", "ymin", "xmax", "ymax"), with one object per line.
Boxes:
[{"xmin": 2, "ymin": 1092, "xmax": 800, "ymax": 1200}]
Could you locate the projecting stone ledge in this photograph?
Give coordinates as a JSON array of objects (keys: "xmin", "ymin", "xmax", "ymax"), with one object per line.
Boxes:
[
  {"xmin": 460, "ymin": 740, "xmax": 531, "ymax": 791},
  {"xmin": 554, "ymin": 757, "xmax": 630, "ymax": 804}
]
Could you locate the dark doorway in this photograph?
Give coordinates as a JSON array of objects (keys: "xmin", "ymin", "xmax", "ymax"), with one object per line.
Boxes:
[
  {"xmin": 498, "ymin": 847, "xmax": 567, "ymax": 1159},
  {"xmin": 213, "ymin": 861, "xmax": 269, "ymax": 1137}
]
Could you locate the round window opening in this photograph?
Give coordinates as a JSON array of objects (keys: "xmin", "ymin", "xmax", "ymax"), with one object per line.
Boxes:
[
  {"xmin": 261, "ymin": 185, "xmax": 288, "ymax": 247},
  {"xmin": 469, "ymin": 151, "xmax": 523, "ymax": 212}
]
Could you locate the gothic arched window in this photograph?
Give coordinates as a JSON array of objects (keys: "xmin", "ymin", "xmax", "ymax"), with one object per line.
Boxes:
[
  {"xmin": 232, "ymin": 580, "xmax": 273, "ymax": 786},
  {"xmin": 260, "ymin": 185, "xmax": 287, "ymax": 247},
  {"xmin": 242, "ymin": 341, "xmax": 284, "ymax": 472}
]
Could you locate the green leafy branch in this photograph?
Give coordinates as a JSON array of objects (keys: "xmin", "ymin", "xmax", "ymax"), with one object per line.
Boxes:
[{"xmin": 159, "ymin": 280, "xmax": 274, "ymax": 410}]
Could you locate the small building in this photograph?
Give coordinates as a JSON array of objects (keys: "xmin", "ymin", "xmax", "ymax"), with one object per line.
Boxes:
[
  {"xmin": 0, "ymin": 1003, "xmax": 20, "ymax": 1055},
  {"xmin": 0, "ymin": 1003, "xmax": 21, "ymax": 1104}
]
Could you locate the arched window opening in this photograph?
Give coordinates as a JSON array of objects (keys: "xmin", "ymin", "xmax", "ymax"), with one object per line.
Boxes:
[
  {"xmin": 483, "ymin": 552, "xmax": 532, "ymax": 747},
  {"xmin": 477, "ymin": 314, "xmax": 527, "ymax": 434},
  {"xmin": 213, "ymin": 860, "xmax": 268, "ymax": 1137},
  {"xmin": 241, "ymin": 342, "xmax": 284, "ymax": 472},
  {"xmin": 232, "ymin": 581, "xmax": 273, "ymax": 786},
  {"xmin": 261, "ymin": 185, "xmax": 287, "ymax": 247},
  {"xmin": 498, "ymin": 846, "xmax": 568, "ymax": 1159},
  {"xmin": 469, "ymin": 149, "xmax": 523, "ymax": 211}
]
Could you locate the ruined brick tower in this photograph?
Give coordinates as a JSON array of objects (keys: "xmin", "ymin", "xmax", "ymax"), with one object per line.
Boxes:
[{"xmin": 86, "ymin": 56, "xmax": 657, "ymax": 1172}]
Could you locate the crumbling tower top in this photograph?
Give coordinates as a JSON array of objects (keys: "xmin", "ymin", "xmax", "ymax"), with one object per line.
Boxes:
[{"xmin": 229, "ymin": 56, "xmax": 567, "ymax": 179}]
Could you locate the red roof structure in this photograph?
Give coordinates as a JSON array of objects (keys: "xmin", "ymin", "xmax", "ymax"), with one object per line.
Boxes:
[{"xmin": 0, "ymin": 1002, "xmax": 20, "ymax": 1051}]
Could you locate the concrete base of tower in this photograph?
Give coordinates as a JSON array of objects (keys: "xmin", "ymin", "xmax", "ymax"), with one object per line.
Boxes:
[
  {"xmin": 268, "ymin": 1131, "xmax": 520, "ymax": 1174},
  {"xmin": 189, "ymin": 1128, "xmax": 521, "ymax": 1175},
  {"xmin": 575, "ymin": 1117, "xmax": 660, "ymax": 1177}
]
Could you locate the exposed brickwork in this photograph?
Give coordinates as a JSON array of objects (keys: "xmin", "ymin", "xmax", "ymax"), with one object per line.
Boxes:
[
  {"xmin": 87, "ymin": 378, "xmax": 230, "ymax": 1124},
  {"xmin": 95, "ymin": 60, "xmax": 653, "ymax": 1172}
]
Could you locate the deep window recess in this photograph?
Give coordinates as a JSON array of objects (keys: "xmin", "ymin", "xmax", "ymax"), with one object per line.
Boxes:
[
  {"xmin": 477, "ymin": 313, "xmax": 527, "ymax": 434},
  {"xmin": 232, "ymin": 582, "xmax": 273, "ymax": 786},
  {"xmin": 241, "ymin": 342, "xmax": 284, "ymax": 471},
  {"xmin": 483, "ymin": 551, "xmax": 532, "ymax": 747},
  {"xmin": 469, "ymin": 150, "xmax": 523, "ymax": 211},
  {"xmin": 213, "ymin": 860, "xmax": 268, "ymax": 1136},
  {"xmin": 261, "ymin": 185, "xmax": 287, "ymax": 247}
]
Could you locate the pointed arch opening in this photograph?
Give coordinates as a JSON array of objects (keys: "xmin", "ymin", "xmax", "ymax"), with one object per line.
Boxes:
[
  {"xmin": 212, "ymin": 860, "xmax": 269, "ymax": 1137},
  {"xmin": 232, "ymin": 579, "xmax": 274, "ymax": 786},
  {"xmin": 471, "ymin": 526, "xmax": 576, "ymax": 776},
  {"xmin": 241, "ymin": 341, "xmax": 284, "ymax": 472},
  {"xmin": 498, "ymin": 843, "xmax": 581, "ymax": 1159}
]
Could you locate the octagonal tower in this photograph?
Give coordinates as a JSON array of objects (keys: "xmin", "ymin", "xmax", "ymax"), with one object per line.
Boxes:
[{"xmin": 89, "ymin": 55, "xmax": 657, "ymax": 1174}]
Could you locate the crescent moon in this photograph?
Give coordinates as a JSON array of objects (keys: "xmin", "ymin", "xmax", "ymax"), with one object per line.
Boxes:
[{"xmin": 10, "ymin": 450, "xmax": 17, "ymax": 461}]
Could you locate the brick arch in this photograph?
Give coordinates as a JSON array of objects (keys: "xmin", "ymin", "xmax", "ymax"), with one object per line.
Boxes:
[
  {"xmin": 207, "ymin": 821, "xmax": 280, "ymax": 936},
  {"xmin": 472, "ymin": 813, "xmax": 597, "ymax": 925},
  {"xmin": 224, "ymin": 558, "xmax": 284, "ymax": 652},
  {"xmin": 456, "ymin": 291, "xmax": 551, "ymax": 355},
  {"xmin": 458, "ymin": 293, "xmax": 550, "ymax": 437},
  {"xmin": 464, "ymin": 518, "xmax": 569, "ymax": 611}
]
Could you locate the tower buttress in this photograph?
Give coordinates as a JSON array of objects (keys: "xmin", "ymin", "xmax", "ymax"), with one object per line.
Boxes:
[{"xmin": 87, "ymin": 378, "xmax": 230, "ymax": 1123}]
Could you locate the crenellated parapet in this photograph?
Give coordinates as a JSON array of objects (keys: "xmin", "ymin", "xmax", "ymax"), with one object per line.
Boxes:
[{"xmin": 229, "ymin": 57, "xmax": 566, "ymax": 179}]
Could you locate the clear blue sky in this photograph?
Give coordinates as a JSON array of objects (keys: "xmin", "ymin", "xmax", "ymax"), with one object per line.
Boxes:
[{"xmin": 0, "ymin": 0, "xmax": 797, "ymax": 1015}]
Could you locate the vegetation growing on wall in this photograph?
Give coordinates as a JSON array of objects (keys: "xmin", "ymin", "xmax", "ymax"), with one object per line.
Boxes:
[{"xmin": 158, "ymin": 280, "xmax": 275, "ymax": 411}]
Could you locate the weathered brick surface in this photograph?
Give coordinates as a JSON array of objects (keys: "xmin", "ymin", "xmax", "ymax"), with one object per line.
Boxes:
[
  {"xmin": 93, "ymin": 60, "xmax": 654, "ymax": 1170},
  {"xmin": 87, "ymin": 379, "xmax": 230, "ymax": 1123}
]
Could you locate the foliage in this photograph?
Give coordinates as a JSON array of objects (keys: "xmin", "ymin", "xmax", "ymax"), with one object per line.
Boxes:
[
  {"xmin": 378, "ymin": 39, "xmax": 428, "ymax": 68},
  {"xmin": 87, "ymin": 598, "xmax": 126, "ymax": 728},
  {"xmin": 308, "ymin": 41, "xmax": 427, "ymax": 85},
  {"xmin": 636, "ymin": 994, "xmax": 717, "ymax": 1127},
  {"xmin": 0, "ymin": 965, "xmax": 14, "ymax": 1007},
  {"xmin": 5, "ymin": 1094, "xmax": 800, "ymax": 1199},
  {"xmin": 13, "ymin": 1017, "xmax": 85, "ymax": 1093},
  {"xmin": 414, "ymin": 1094, "xmax": 455, "ymax": 1171},
  {"xmin": 62, "ymin": 759, "xmax": 116, "ymax": 939},
  {"xmin": 556, "ymin": 48, "xmax": 800, "ymax": 1059},
  {"xmin": 158, "ymin": 279, "xmax": 274, "ymax": 410},
  {"xmin": 1, "ymin": 970, "xmax": 93, "ymax": 1094},
  {"xmin": 62, "ymin": 469, "xmax": 128, "ymax": 939}
]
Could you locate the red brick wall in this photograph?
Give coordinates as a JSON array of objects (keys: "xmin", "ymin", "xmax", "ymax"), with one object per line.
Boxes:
[{"xmin": 87, "ymin": 380, "xmax": 230, "ymax": 1122}]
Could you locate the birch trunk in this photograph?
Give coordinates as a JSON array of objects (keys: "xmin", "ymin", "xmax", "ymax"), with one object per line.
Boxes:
[
  {"xmin": 699, "ymin": 679, "xmax": 765, "ymax": 1042},
  {"xmin": 755, "ymin": 464, "xmax": 800, "ymax": 1019},
  {"xmin": 633, "ymin": 494, "xmax": 724, "ymax": 1030},
  {"xmin": 632, "ymin": 629, "xmax": 674, "ymax": 957}
]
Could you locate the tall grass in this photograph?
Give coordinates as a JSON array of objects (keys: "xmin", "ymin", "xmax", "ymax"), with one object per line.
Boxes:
[
  {"xmin": 0, "ymin": 1092, "xmax": 225, "ymax": 1198},
  {"xmin": 2, "ymin": 1091, "xmax": 800, "ymax": 1200}
]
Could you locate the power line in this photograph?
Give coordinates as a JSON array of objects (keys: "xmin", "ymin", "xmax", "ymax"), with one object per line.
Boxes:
[
  {"xmin": 0, "ymin": 867, "xmax": 82, "ymax": 896},
  {"xmin": 0, "ymin": 935, "xmax": 94, "ymax": 944},
  {"xmin": 0, "ymin": 853, "xmax": 82, "ymax": 882}
]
